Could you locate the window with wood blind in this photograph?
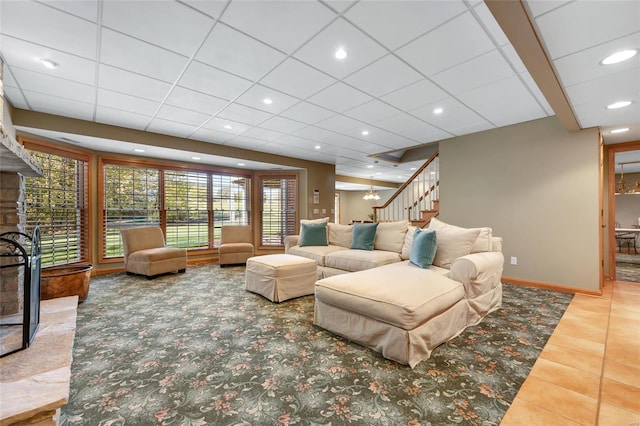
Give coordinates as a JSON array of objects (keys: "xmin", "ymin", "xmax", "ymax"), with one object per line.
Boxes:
[
  {"xmin": 211, "ymin": 174, "xmax": 250, "ymax": 247},
  {"xmin": 260, "ymin": 176, "xmax": 297, "ymax": 246},
  {"xmin": 164, "ymin": 170, "xmax": 209, "ymax": 250},
  {"xmin": 102, "ymin": 164, "xmax": 160, "ymax": 258},
  {"xmin": 24, "ymin": 145, "xmax": 90, "ymax": 267}
]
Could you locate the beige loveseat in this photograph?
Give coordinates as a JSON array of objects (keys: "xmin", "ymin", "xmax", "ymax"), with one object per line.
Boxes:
[{"xmin": 286, "ymin": 218, "xmax": 504, "ymax": 367}]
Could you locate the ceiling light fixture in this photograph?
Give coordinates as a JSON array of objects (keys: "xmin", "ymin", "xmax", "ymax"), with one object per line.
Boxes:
[
  {"xmin": 133, "ymin": 148, "xmax": 145, "ymax": 153},
  {"xmin": 263, "ymin": 98, "xmax": 273, "ymax": 105},
  {"xmin": 237, "ymin": 162, "xmax": 245, "ymax": 166},
  {"xmin": 192, "ymin": 156, "xmax": 201, "ymax": 160},
  {"xmin": 334, "ymin": 47, "xmax": 347, "ymax": 60},
  {"xmin": 39, "ymin": 58, "xmax": 58, "ymax": 69},
  {"xmin": 615, "ymin": 162, "xmax": 640, "ymax": 194},
  {"xmin": 224, "ymin": 125, "xmax": 233, "ymax": 130},
  {"xmin": 601, "ymin": 49, "xmax": 638, "ymax": 65},
  {"xmin": 607, "ymin": 101, "xmax": 632, "ymax": 109},
  {"xmin": 366, "ymin": 165, "xmax": 374, "ymax": 169},
  {"xmin": 410, "ymin": 167, "xmax": 417, "ymax": 171},
  {"xmin": 433, "ymin": 107, "xmax": 443, "ymax": 114},
  {"xmin": 361, "ymin": 130, "xmax": 369, "ymax": 136},
  {"xmin": 314, "ymin": 145, "xmax": 321, "ymax": 150},
  {"xmin": 611, "ymin": 128, "xmax": 630, "ymax": 134},
  {"xmin": 363, "ymin": 178, "xmax": 380, "ymax": 201}
]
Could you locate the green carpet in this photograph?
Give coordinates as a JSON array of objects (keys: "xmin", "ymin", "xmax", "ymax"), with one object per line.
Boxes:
[{"xmin": 60, "ymin": 263, "xmax": 573, "ymax": 425}]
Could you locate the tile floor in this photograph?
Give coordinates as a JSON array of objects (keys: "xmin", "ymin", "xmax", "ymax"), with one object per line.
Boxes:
[{"xmin": 501, "ymin": 280, "xmax": 640, "ymax": 425}]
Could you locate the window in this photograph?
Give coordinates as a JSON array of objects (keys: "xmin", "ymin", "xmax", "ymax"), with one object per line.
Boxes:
[
  {"xmin": 211, "ymin": 174, "xmax": 250, "ymax": 247},
  {"xmin": 24, "ymin": 144, "xmax": 90, "ymax": 267},
  {"xmin": 260, "ymin": 176, "xmax": 297, "ymax": 246},
  {"xmin": 103, "ymin": 164, "xmax": 160, "ymax": 258},
  {"xmin": 165, "ymin": 171, "xmax": 209, "ymax": 250},
  {"xmin": 334, "ymin": 192, "xmax": 340, "ymax": 224}
]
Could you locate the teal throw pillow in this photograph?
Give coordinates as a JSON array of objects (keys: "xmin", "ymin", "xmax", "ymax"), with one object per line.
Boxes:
[
  {"xmin": 409, "ymin": 229, "xmax": 437, "ymax": 269},
  {"xmin": 350, "ymin": 222, "xmax": 379, "ymax": 251},
  {"xmin": 299, "ymin": 222, "xmax": 328, "ymax": 247}
]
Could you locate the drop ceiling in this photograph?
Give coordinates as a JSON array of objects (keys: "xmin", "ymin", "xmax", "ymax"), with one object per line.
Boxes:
[{"xmin": 1, "ymin": 0, "xmax": 638, "ymax": 186}]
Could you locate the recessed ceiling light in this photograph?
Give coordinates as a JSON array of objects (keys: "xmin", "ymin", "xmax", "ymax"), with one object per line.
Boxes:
[
  {"xmin": 601, "ymin": 49, "xmax": 638, "ymax": 65},
  {"xmin": 361, "ymin": 130, "xmax": 369, "ymax": 136},
  {"xmin": 192, "ymin": 156, "xmax": 201, "ymax": 160},
  {"xmin": 366, "ymin": 165, "xmax": 374, "ymax": 169},
  {"xmin": 376, "ymin": 172, "xmax": 381, "ymax": 175},
  {"xmin": 610, "ymin": 128, "xmax": 630, "ymax": 134},
  {"xmin": 314, "ymin": 145, "xmax": 321, "ymax": 150},
  {"xmin": 334, "ymin": 47, "xmax": 347, "ymax": 60},
  {"xmin": 39, "ymin": 58, "xmax": 58, "ymax": 69},
  {"xmin": 607, "ymin": 101, "xmax": 632, "ymax": 109},
  {"xmin": 397, "ymin": 176, "xmax": 403, "ymax": 179},
  {"xmin": 262, "ymin": 98, "xmax": 273, "ymax": 105},
  {"xmin": 410, "ymin": 167, "xmax": 417, "ymax": 171},
  {"xmin": 133, "ymin": 148, "xmax": 145, "ymax": 153},
  {"xmin": 433, "ymin": 107, "xmax": 444, "ymax": 114},
  {"xmin": 237, "ymin": 162, "xmax": 245, "ymax": 166},
  {"xmin": 223, "ymin": 125, "xmax": 233, "ymax": 130}
]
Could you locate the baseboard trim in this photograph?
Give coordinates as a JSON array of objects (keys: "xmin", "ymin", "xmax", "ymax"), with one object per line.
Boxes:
[{"xmin": 502, "ymin": 276, "xmax": 602, "ymax": 296}]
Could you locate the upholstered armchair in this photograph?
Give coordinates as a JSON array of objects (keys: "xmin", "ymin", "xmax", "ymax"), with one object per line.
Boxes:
[
  {"xmin": 120, "ymin": 227, "xmax": 187, "ymax": 278},
  {"xmin": 219, "ymin": 225, "xmax": 254, "ymax": 266}
]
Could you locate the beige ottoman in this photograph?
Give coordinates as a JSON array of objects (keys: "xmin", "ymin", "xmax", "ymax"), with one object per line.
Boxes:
[{"xmin": 245, "ymin": 254, "xmax": 317, "ymax": 303}]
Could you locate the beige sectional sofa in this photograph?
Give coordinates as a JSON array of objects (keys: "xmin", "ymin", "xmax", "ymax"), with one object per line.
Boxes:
[{"xmin": 285, "ymin": 218, "xmax": 504, "ymax": 368}]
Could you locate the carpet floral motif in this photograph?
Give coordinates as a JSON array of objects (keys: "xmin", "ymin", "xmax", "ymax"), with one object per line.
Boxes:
[{"xmin": 60, "ymin": 264, "xmax": 572, "ymax": 426}]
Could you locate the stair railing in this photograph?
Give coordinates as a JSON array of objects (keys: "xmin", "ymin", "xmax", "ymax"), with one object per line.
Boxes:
[{"xmin": 373, "ymin": 151, "xmax": 439, "ymax": 222}]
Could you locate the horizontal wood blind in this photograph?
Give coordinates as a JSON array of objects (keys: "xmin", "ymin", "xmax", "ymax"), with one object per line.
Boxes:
[
  {"xmin": 24, "ymin": 148, "xmax": 90, "ymax": 267},
  {"xmin": 211, "ymin": 174, "xmax": 250, "ymax": 247},
  {"xmin": 164, "ymin": 170, "xmax": 209, "ymax": 250},
  {"xmin": 260, "ymin": 176, "xmax": 297, "ymax": 246}
]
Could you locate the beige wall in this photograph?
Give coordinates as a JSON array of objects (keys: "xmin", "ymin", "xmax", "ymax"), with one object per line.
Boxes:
[
  {"xmin": 338, "ymin": 189, "xmax": 394, "ymax": 224},
  {"xmin": 439, "ymin": 116, "xmax": 601, "ymax": 292}
]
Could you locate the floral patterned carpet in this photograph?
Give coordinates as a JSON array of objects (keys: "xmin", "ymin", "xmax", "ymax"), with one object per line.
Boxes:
[{"xmin": 60, "ymin": 264, "xmax": 573, "ymax": 426}]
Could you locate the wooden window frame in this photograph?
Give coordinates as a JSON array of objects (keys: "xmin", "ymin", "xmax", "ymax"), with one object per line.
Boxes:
[{"xmin": 258, "ymin": 174, "xmax": 298, "ymax": 249}]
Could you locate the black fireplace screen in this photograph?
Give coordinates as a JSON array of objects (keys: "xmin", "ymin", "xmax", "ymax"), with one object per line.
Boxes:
[{"xmin": 0, "ymin": 227, "xmax": 41, "ymax": 357}]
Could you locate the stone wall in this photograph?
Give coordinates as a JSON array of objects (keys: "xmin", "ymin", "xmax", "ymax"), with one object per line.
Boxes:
[{"xmin": 0, "ymin": 172, "xmax": 26, "ymax": 316}]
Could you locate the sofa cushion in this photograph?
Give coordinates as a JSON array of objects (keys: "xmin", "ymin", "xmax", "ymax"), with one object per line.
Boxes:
[
  {"xmin": 325, "ymin": 249, "xmax": 401, "ymax": 272},
  {"xmin": 328, "ymin": 223, "xmax": 353, "ymax": 248},
  {"xmin": 299, "ymin": 222, "xmax": 328, "ymax": 246},
  {"xmin": 401, "ymin": 225, "xmax": 418, "ymax": 260},
  {"xmin": 300, "ymin": 217, "xmax": 330, "ymax": 242},
  {"xmin": 428, "ymin": 218, "xmax": 492, "ymax": 254},
  {"xmin": 409, "ymin": 229, "xmax": 437, "ymax": 269},
  {"xmin": 350, "ymin": 222, "xmax": 378, "ymax": 251},
  {"xmin": 288, "ymin": 245, "xmax": 348, "ymax": 267},
  {"xmin": 374, "ymin": 220, "xmax": 409, "ymax": 253},
  {"xmin": 428, "ymin": 218, "xmax": 481, "ymax": 269},
  {"xmin": 315, "ymin": 261, "xmax": 465, "ymax": 330}
]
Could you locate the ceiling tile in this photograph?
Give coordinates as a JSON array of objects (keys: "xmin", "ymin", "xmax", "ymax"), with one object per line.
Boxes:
[
  {"xmin": 472, "ymin": 2, "xmax": 510, "ymax": 46},
  {"xmin": 457, "ymin": 75, "xmax": 547, "ymax": 127},
  {"xmin": 381, "ymin": 79, "xmax": 449, "ymax": 111},
  {"xmin": 165, "ymin": 86, "xmax": 229, "ymax": 116},
  {"xmin": 42, "ymin": 0, "xmax": 98, "ymax": 21},
  {"xmin": 534, "ymin": 0, "xmax": 640, "ymax": 59},
  {"xmin": 147, "ymin": 118, "xmax": 200, "ymax": 138},
  {"xmin": 501, "ymin": 43, "xmax": 528, "ymax": 74},
  {"xmin": 0, "ymin": 1, "xmax": 97, "ymax": 59},
  {"xmin": 180, "ymin": 0, "xmax": 228, "ymax": 19},
  {"xmin": 524, "ymin": 0, "xmax": 572, "ymax": 18},
  {"xmin": 292, "ymin": 126, "xmax": 338, "ymax": 143},
  {"xmin": 224, "ymin": 135, "xmax": 268, "ymax": 151},
  {"xmin": 344, "ymin": 100, "xmax": 401, "ymax": 123},
  {"xmin": 218, "ymin": 103, "xmax": 273, "ymax": 126},
  {"xmin": 189, "ymin": 128, "xmax": 233, "ymax": 144},
  {"xmin": 259, "ymin": 116, "xmax": 308, "ymax": 134},
  {"xmin": 196, "ymin": 23, "xmax": 287, "ymax": 81},
  {"xmin": 97, "ymin": 89, "xmax": 159, "ymax": 116},
  {"xmin": 323, "ymin": 1, "xmax": 357, "ymax": 13},
  {"xmin": 96, "ymin": 106, "xmax": 153, "ymax": 130},
  {"xmin": 155, "ymin": 104, "xmax": 211, "ymax": 127},
  {"xmin": 294, "ymin": 18, "xmax": 387, "ymax": 79},
  {"xmin": 0, "ymin": 36, "xmax": 97, "ymax": 86},
  {"xmin": 261, "ymin": 58, "xmax": 336, "ymax": 99},
  {"xmin": 343, "ymin": 127, "xmax": 416, "ymax": 150},
  {"xmin": 3, "ymin": 86, "xmax": 29, "ymax": 109},
  {"xmin": 241, "ymin": 127, "xmax": 285, "ymax": 142},
  {"xmin": 100, "ymin": 29, "xmax": 189, "ymax": 83},
  {"xmin": 520, "ymin": 72, "xmax": 554, "ymax": 115},
  {"xmin": 102, "ymin": 1, "xmax": 214, "ymax": 56},
  {"xmin": 431, "ymin": 49, "xmax": 515, "ymax": 95},
  {"xmin": 279, "ymin": 102, "xmax": 336, "ymax": 124},
  {"xmin": 573, "ymin": 101, "xmax": 639, "ymax": 128},
  {"xmin": 220, "ymin": 1, "xmax": 336, "ymax": 53},
  {"xmin": 345, "ymin": 0, "xmax": 466, "ymax": 50},
  {"xmin": 411, "ymin": 97, "xmax": 491, "ymax": 135},
  {"xmin": 24, "ymin": 91, "xmax": 94, "ymax": 121},
  {"xmin": 13, "ymin": 68, "xmax": 95, "ymax": 104},
  {"xmin": 235, "ymin": 84, "xmax": 300, "ymax": 114},
  {"xmin": 98, "ymin": 64, "xmax": 172, "ymax": 102},
  {"xmin": 270, "ymin": 135, "xmax": 320, "ymax": 151},
  {"xmin": 344, "ymin": 54, "xmax": 423, "ymax": 97},
  {"xmin": 376, "ymin": 113, "xmax": 451, "ymax": 142},
  {"xmin": 2, "ymin": 64, "xmax": 18, "ymax": 87},
  {"xmin": 203, "ymin": 117, "xmax": 251, "ymax": 135},
  {"xmin": 178, "ymin": 61, "xmax": 253, "ymax": 100},
  {"xmin": 396, "ymin": 12, "xmax": 495, "ymax": 76},
  {"xmin": 315, "ymin": 114, "xmax": 363, "ymax": 132},
  {"xmin": 564, "ymin": 68, "xmax": 639, "ymax": 107},
  {"xmin": 324, "ymin": 134, "xmax": 384, "ymax": 154},
  {"xmin": 307, "ymin": 82, "xmax": 372, "ymax": 112}
]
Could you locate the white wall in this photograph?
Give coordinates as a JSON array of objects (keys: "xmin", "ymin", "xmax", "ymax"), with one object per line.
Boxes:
[{"xmin": 439, "ymin": 116, "xmax": 601, "ymax": 292}]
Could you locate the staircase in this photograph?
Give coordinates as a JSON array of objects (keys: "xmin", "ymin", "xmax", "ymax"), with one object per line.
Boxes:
[{"xmin": 373, "ymin": 152, "xmax": 439, "ymax": 227}]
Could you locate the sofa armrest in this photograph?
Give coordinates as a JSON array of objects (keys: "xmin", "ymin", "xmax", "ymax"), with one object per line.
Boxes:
[
  {"xmin": 284, "ymin": 235, "xmax": 299, "ymax": 252},
  {"xmin": 449, "ymin": 252, "xmax": 504, "ymax": 298}
]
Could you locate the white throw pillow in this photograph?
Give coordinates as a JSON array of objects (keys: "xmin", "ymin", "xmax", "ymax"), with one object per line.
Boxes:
[
  {"xmin": 401, "ymin": 225, "xmax": 418, "ymax": 260},
  {"xmin": 471, "ymin": 227, "xmax": 492, "ymax": 253},
  {"xmin": 428, "ymin": 218, "xmax": 481, "ymax": 268},
  {"xmin": 328, "ymin": 223, "xmax": 353, "ymax": 248},
  {"xmin": 374, "ymin": 220, "xmax": 409, "ymax": 253}
]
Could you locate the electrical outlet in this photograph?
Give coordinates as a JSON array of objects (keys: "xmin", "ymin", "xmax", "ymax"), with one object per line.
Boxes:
[{"xmin": 510, "ymin": 256, "xmax": 517, "ymax": 265}]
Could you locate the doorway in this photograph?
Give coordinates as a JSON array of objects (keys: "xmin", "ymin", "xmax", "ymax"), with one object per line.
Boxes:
[{"xmin": 608, "ymin": 143, "xmax": 640, "ymax": 283}]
